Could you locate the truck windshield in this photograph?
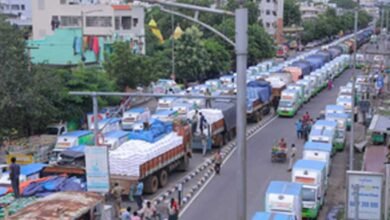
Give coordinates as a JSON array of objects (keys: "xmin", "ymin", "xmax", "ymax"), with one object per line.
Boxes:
[
  {"xmin": 302, "ymin": 188, "xmax": 316, "ymax": 202},
  {"xmin": 46, "ymin": 127, "xmax": 59, "ymax": 135},
  {"xmin": 279, "ymin": 100, "xmax": 293, "ymax": 108}
]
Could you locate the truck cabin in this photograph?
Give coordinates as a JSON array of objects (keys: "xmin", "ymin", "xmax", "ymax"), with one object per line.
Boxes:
[
  {"xmin": 309, "ymin": 128, "xmax": 335, "ymax": 145},
  {"xmin": 296, "ymin": 80, "xmax": 311, "ymax": 99},
  {"xmin": 157, "ymin": 97, "xmax": 177, "ymax": 111},
  {"xmin": 265, "ymin": 181, "xmax": 302, "ymax": 218},
  {"xmin": 102, "ymin": 130, "xmax": 130, "ymax": 149},
  {"xmin": 152, "ymin": 109, "xmax": 178, "ymax": 122},
  {"xmin": 336, "ymin": 97, "xmax": 353, "ymax": 113},
  {"xmin": 205, "ymin": 79, "xmax": 221, "ymax": 92},
  {"xmin": 303, "ymin": 75, "xmax": 319, "ymax": 90},
  {"xmin": 89, "ymin": 118, "xmax": 121, "ymax": 134},
  {"xmin": 55, "ymin": 130, "xmax": 93, "ymax": 150},
  {"xmin": 325, "ymin": 104, "xmax": 345, "ymax": 117},
  {"xmin": 45, "ymin": 123, "xmax": 67, "ymax": 136},
  {"xmin": 122, "ymin": 107, "xmax": 150, "ymax": 130}
]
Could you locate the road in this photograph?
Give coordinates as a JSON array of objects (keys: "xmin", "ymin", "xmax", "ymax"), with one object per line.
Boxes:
[{"xmin": 181, "ymin": 68, "xmax": 355, "ymax": 220}]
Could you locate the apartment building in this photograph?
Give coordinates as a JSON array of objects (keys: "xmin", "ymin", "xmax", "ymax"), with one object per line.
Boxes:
[
  {"xmin": 0, "ymin": 0, "xmax": 32, "ymax": 26},
  {"xmin": 259, "ymin": 0, "xmax": 284, "ymax": 43}
]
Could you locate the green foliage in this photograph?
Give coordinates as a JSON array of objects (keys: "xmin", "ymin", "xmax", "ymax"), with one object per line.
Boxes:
[
  {"xmin": 204, "ymin": 39, "xmax": 232, "ymax": 78},
  {"xmin": 175, "ymin": 26, "xmax": 211, "ymax": 81},
  {"xmin": 284, "ymin": 0, "xmax": 302, "ymax": 26},
  {"xmin": 225, "ymin": 0, "xmax": 259, "ymax": 25},
  {"xmin": 248, "ymin": 24, "xmax": 276, "ymax": 65},
  {"xmin": 329, "ymin": 0, "xmax": 357, "ymax": 9}
]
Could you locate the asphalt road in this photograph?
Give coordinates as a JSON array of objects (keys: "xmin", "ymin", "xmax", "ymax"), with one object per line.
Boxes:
[{"xmin": 181, "ymin": 68, "xmax": 355, "ymax": 220}]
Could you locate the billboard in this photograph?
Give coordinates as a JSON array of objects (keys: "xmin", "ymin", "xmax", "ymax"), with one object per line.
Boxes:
[
  {"xmin": 85, "ymin": 146, "xmax": 110, "ymax": 193},
  {"xmin": 347, "ymin": 171, "xmax": 383, "ymax": 220}
]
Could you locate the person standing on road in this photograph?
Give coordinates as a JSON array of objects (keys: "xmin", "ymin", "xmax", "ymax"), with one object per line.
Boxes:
[
  {"xmin": 132, "ymin": 211, "xmax": 141, "ymax": 220},
  {"xmin": 205, "ymin": 88, "xmax": 212, "ymax": 108},
  {"xmin": 302, "ymin": 112, "xmax": 311, "ymax": 125},
  {"xmin": 295, "ymin": 119, "xmax": 303, "ymax": 139},
  {"xmin": 121, "ymin": 207, "xmax": 131, "ymax": 220},
  {"xmin": 111, "ymin": 182, "xmax": 125, "ymax": 218},
  {"xmin": 288, "ymin": 144, "xmax": 296, "ymax": 172},
  {"xmin": 327, "ymin": 78, "xmax": 333, "ymax": 90},
  {"xmin": 199, "ymin": 112, "xmax": 207, "ymax": 135},
  {"xmin": 141, "ymin": 201, "xmax": 157, "ymax": 220},
  {"xmin": 213, "ymin": 149, "xmax": 223, "ymax": 175},
  {"xmin": 134, "ymin": 180, "xmax": 144, "ymax": 210},
  {"xmin": 191, "ymin": 110, "xmax": 199, "ymax": 134},
  {"xmin": 168, "ymin": 198, "xmax": 180, "ymax": 220},
  {"xmin": 9, "ymin": 157, "xmax": 20, "ymax": 199}
]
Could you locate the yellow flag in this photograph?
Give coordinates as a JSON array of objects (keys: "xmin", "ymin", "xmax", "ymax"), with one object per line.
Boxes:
[
  {"xmin": 173, "ymin": 25, "xmax": 184, "ymax": 40},
  {"xmin": 148, "ymin": 19, "xmax": 164, "ymax": 43}
]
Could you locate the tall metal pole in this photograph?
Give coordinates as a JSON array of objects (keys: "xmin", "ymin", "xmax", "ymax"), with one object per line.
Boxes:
[
  {"xmin": 350, "ymin": 10, "xmax": 358, "ymax": 170},
  {"xmin": 353, "ymin": 184, "xmax": 360, "ymax": 220},
  {"xmin": 171, "ymin": 12, "xmax": 175, "ymax": 79},
  {"xmin": 80, "ymin": 11, "xmax": 85, "ymax": 62},
  {"xmin": 235, "ymin": 7, "xmax": 248, "ymax": 220},
  {"xmin": 385, "ymin": 163, "xmax": 390, "ymax": 220},
  {"xmin": 92, "ymin": 93, "xmax": 99, "ymax": 145}
]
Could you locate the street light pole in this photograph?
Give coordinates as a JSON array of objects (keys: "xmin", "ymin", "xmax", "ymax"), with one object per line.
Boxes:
[
  {"xmin": 350, "ymin": 9, "xmax": 358, "ymax": 170},
  {"xmin": 235, "ymin": 7, "xmax": 248, "ymax": 220},
  {"xmin": 171, "ymin": 12, "xmax": 175, "ymax": 80},
  {"xmin": 81, "ymin": 10, "xmax": 85, "ymax": 62}
]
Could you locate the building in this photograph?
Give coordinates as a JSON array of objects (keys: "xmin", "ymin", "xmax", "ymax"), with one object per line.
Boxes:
[
  {"xmin": 28, "ymin": 0, "xmax": 145, "ymax": 66},
  {"xmin": 258, "ymin": 0, "xmax": 284, "ymax": 43},
  {"xmin": 300, "ymin": 2, "xmax": 326, "ymax": 21},
  {"xmin": 0, "ymin": 0, "xmax": 32, "ymax": 26}
]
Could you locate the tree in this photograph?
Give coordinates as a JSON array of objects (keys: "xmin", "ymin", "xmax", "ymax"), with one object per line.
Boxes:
[
  {"xmin": 284, "ymin": 0, "xmax": 302, "ymax": 27},
  {"xmin": 175, "ymin": 26, "xmax": 211, "ymax": 81},
  {"xmin": 329, "ymin": 0, "xmax": 357, "ymax": 9},
  {"xmin": 204, "ymin": 39, "xmax": 232, "ymax": 78},
  {"xmin": 247, "ymin": 24, "xmax": 276, "ymax": 65}
]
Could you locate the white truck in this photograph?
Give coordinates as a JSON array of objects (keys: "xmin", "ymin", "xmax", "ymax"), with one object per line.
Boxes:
[
  {"xmin": 303, "ymin": 141, "xmax": 333, "ymax": 176},
  {"xmin": 121, "ymin": 107, "xmax": 151, "ymax": 130},
  {"xmin": 292, "ymin": 159, "xmax": 327, "ymax": 219},
  {"xmin": 277, "ymin": 89, "xmax": 300, "ymax": 117},
  {"xmin": 265, "ymin": 181, "xmax": 303, "ymax": 220},
  {"xmin": 157, "ymin": 97, "xmax": 177, "ymax": 111}
]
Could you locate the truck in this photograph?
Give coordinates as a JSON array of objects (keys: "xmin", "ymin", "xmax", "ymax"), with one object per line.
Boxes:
[
  {"xmin": 309, "ymin": 126, "xmax": 336, "ymax": 153},
  {"xmin": 303, "ymin": 141, "xmax": 333, "ymax": 176},
  {"xmin": 109, "ymin": 122, "xmax": 192, "ymax": 194},
  {"xmin": 89, "ymin": 118, "xmax": 121, "ymax": 134},
  {"xmin": 246, "ymin": 81, "xmax": 272, "ymax": 122},
  {"xmin": 283, "ymin": 67, "xmax": 303, "ymax": 82},
  {"xmin": 292, "ymin": 159, "xmax": 327, "ymax": 219},
  {"xmin": 296, "ymin": 79, "xmax": 312, "ymax": 102},
  {"xmin": 277, "ymin": 89, "xmax": 300, "ymax": 117},
  {"xmin": 252, "ymin": 212, "xmax": 295, "ymax": 220},
  {"xmin": 50, "ymin": 130, "xmax": 94, "ymax": 164},
  {"xmin": 152, "ymin": 109, "xmax": 178, "ymax": 122},
  {"xmin": 157, "ymin": 97, "xmax": 177, "ymax": 111},
  {"xmin": 305, "ymin": 55, "xmax": 326, "ymax": 71},
  {"xmin": 311, "ymin": 70, "xmax": 327, "ymax": 90},
  {"xmin": 303, "ymin": 75, "xmax": 321, "ymax": 95},
  {"xmin": 291, "ymin": 60, "xmax": 312, "ymax": 77},
  {"xmin": 336, "ymin": 96, "xmax": 354, "ymax": 128},
  {"xmin": 102, "ymin": 130, "xmax": 130, "ymax": 149},
  {"xmin": 325, "ymin": 104, "xmax": 351, "ymax": 131},
  {"xmin": 265, "ymin": 181, "xmax": 303, "ymax": 220},
  {"xmin": 153, "ymin": 79, "xmax": 181, "ymax": 94},
  {"xmin": 122, "ymin": 107, "xmax": 151, "ymax": 130},
  {"xmin": 287, "ymin": 84, "xmax": 305, "ymax": 105},
  {"xmin": 205, "ymin": 79, "xmax": 222, "ymax": 92},
  {"xmin": 188, "ymin": 100, "xmax": 236, "ymax": 152},
  {"xmin": 172, "ymin": 99, "xmax": 196, "ymax": 116},
  {"xmin": 325, "ymin": 113, "xmax": 348, "ymax": 151},
  {"xmin": 5, "ymin": 123, "xmax": 68, "ymax": 165}
]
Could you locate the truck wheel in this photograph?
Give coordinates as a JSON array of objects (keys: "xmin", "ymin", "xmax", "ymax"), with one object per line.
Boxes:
[
  {"xmin": 177, "ymin": 156, "xmax": 189, "ymax": 171},
  {"xmin": 144, "ymin": 175, "xmax": 159, "ymax": 194},
  {"xmin": 159, "ymin": 169, "xmax": 169, "ymax": 188},
  {"xmin": 255, "ymin": 111, "xmax": 262, "ymax": 123}
]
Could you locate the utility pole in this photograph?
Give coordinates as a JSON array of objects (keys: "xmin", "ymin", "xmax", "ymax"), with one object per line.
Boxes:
[
  {"xmin": 171, "ymin": 12, "xmax": 175, "ymax": 80},
  {"xmin": 350, "ymin": 10, "xmax": 358, "ymax": 170}
]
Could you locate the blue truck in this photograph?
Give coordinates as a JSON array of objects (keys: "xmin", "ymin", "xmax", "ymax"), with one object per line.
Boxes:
[{"xmin": 246, "ymin": 80, "xmax": 272, "ymax": 122}]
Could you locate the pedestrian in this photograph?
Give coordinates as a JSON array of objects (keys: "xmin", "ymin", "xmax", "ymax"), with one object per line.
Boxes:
[
  {"xmin": 192, "ymin": 110, "xmax": 199, "ymax": 134},
  {"xmin": 278, "ymin": 138, "xmax": 287, "ymax": 150},
  {"xmin": 302, "ymin": 112, "xmax": 310, "ymax": 125},
  {"xmin": 213, "ymin": 149, "xmax": 223, "ymax": 175},
  {"xmin": 132, "ymin": 211, "xmax": 141, "ymax": 220},
  {"xmin": 327, "ymin": 78, "xmax": 333, "ymax": 90},
  {"xmin": 303, "ymin": 124, "xmax": 309, "ymax": 141},
  {"xmin": 134, "ymin": 180, "xmax": 144, "ymax": 210},
  {"xmin": 141, "ymin": 201, "xmax": 157, "ymax": 220},
  {"xmin": 272, "ymin": 97, "xmax": 279, "ymax": 113},
  {"xmin": 121, "ymin": 207, "xmax": 131, "ymax": 220},
  {"xmin": 288, "ymin": 144, "xmax": 296, "ymax": 172},
  {"xmin": 9, "ymin": 157, "xmax": 20, "ymax": 199},
  {"xmin": 199, "ymin": 112, "xmax": 207, "ymax": 135},
  {"xmin": 129, "ymin": 183, "xmax": 135, "ymax": 202},
  {"xmin": 295, "ymin": 119, "xmax": 303, "ymax": 139},
  {"xmin": 205, "ymin": 88, "xmax": 212, "ymax": 108},
  {"xmin": 168, "ymin": 198, "xmax": 179, "ymax": 220},
  {"xmin": 111, "ymin": 182, "xmax": 124, "ymax": 217}
]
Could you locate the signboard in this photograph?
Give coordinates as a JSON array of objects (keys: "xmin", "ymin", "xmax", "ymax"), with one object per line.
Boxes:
[
  {"xmin": 85, "ymin": 146, "xmax": 110, "ymax": 193},
  {"xmin": 347, "ymin": 171, "xmax": 383, "ymax": 220},
  {"xmin": 6, "ymin": 154, "xmax": 34, "ymax": 165}
]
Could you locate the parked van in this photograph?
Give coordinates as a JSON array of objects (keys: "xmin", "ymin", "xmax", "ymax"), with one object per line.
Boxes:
[
  {"xmin": 303, "ymin": 141, "xmax": 333, "ymax": 175},
  {"xmin": 303, "ymin": 75, "xmax": 321, "ymax": 95},
  {"xmin": 292, "ymin": 160, "xmax": 327, "ymax": 219},
  {"xmin": 287, "ymin": 84, "xmax": 305, "ymax": 105}
]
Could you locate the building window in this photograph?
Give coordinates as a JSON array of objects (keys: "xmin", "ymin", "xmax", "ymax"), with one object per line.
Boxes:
[
  {"xmin": 266, "ymin": 22, "xmax": 270, "ymax": 28},
  {"xmin": 266, "ymin": 0, "xmax": 270, "ymax": 3},
  {"xmin": 11, "ymin": 4, "xmax": 20, "ymax": 10},
  {"xmin": 133, "ymin": 18, "xmax": 138, "ymax": 27},
  {"xmin": 61, "ymin": 16, "xmax": 81, "ymax": 27},
  {"xmin": 86, "ymin": 16, "xmax": 112, "ymax": 27},
  {"xmin": 21, "ymin": 4, "xmax": 25, "ymax": 10},
  {"xmin": 60, "ymin": 0, "xmax": 66, "ymax": 4},
  {"xmin": 38, "ymin": 0, "xmax": 45, "ymax": 10},
  {"xmin": 266, "ymin": 10, "xmax": 270, "ymax": 15},
  {"xmin": 122, "ymin": 16, "xmax": 132, "ymax": 30},
  {"xmin": 115, "ymin": 16, "xmax": 120, "ymax": 30},
  {"xmin": 273, "ymin": 11, "xmax": 277, "ymax": 16}
]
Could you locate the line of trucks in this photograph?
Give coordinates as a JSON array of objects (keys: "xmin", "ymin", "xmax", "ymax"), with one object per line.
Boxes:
[
  {"xmin": 1, "ymin": 28, "xmax": 373, "ymax": 198},
  {"xmin": 251, "ymin": 28, "xmax": 374, "ymax": 219}
]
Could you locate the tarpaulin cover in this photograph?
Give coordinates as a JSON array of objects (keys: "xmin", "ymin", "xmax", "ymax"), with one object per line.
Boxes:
[
  {"xmin": 291, "ymin": 61, "xmax": 312, "ymax": 76},
  {"xmin": 328, "ymin": 46, "xmax": 343, "ymax": 58},
  {"xmin": 316, "ymin": 50, "xmax": 331, "ymax": 62},
  {"xmin": 305, "ymin": 56, "xmax": 325, "ymax": 70},
  {"xmin": 20, "ymin": 163, "xmax": 47, "ymax": 176},
  {"xmin": 22, "ymin": 176, "xmax": 84, "ymax": 197},
  {"xmin": 0, "ymin": 187, "xmax": 7, "ymax": 196},
  {"xmin": 61, "ymin": 145, "xmax": 86, "ymax": 158},
  {"xmin": 211, "ymin": 100, "xmax": 237, "ymax": 131},
  {"xmin": 247, "ymin": 81, "xmax": 272, "ymax": 103},
  {"xmin": 129, "ymin": 119, "xmax": 173, "ymax": 143}
]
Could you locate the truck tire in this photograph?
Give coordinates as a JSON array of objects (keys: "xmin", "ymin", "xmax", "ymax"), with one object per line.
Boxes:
[
  {"xmin": 159, "ymin": 169, "xmax": 169, "ymax": 188},
  {"xmin": 177, "ymin": 156, "xmax": 189, "ymax": 172},
  {"xmin": 255, "ymin": 111, "xmax": 262, "ymax": 123},
  {"xmin": 144, "ymin": 175, "xmax": 159, "ymax": 194}
]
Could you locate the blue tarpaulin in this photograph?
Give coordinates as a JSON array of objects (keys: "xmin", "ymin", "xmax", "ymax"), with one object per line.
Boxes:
[
  {"xmin": 291, "ymin": 61, "xmax": 312, "ymax": 76},
  {"xmin": 20, "ymin": 163, "xmax": 47, "ymax": 176},
  {"xmin": 129, "ymin": 119, "xmax": 173, "ymax": 143},
  {"xmin": 247, "ymin": 81, "xmax": 272, "ymax": 103},
  {"xmin": 22, "ymin": 176, "xmax": 85, "ymax": 197}
]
